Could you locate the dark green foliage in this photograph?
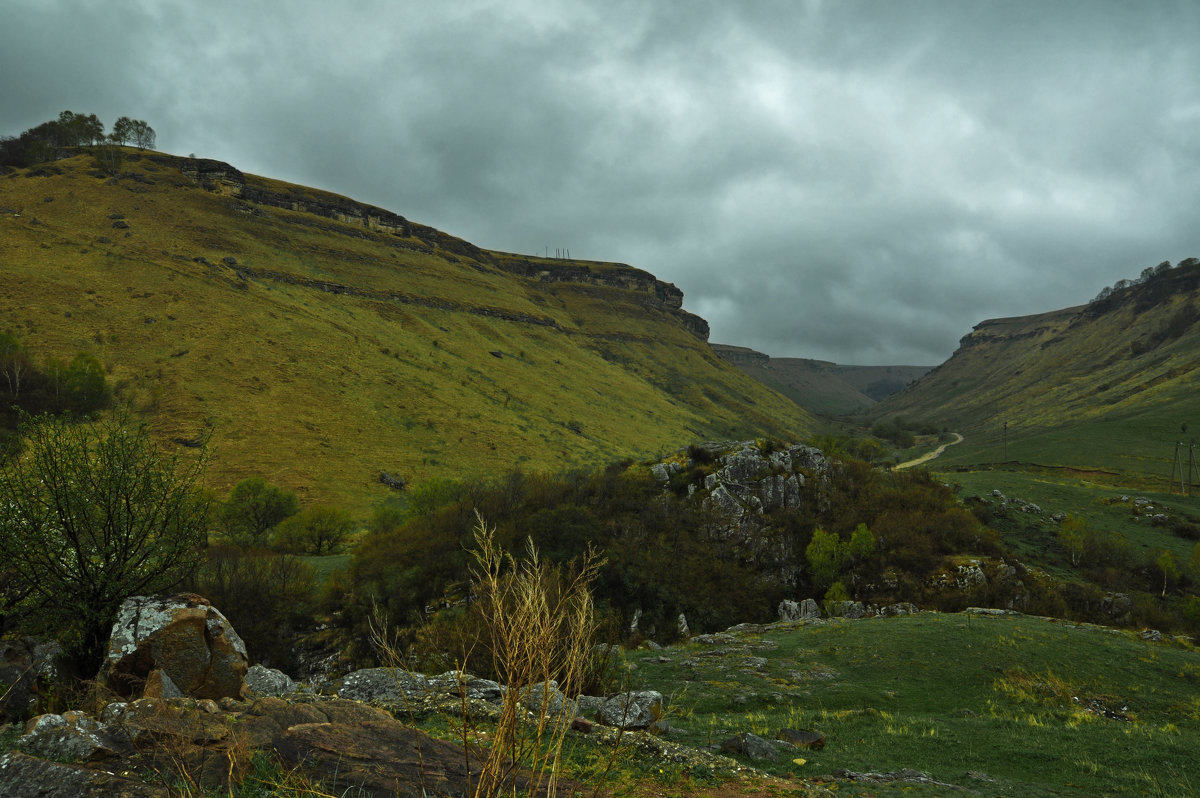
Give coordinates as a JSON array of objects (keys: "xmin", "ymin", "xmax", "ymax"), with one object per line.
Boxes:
[
  {"xmin": 0, "ymin": 413, "xmax": 210, "ymax": 673},
  {"xmin": 0, "ymin": 334, "xmax": 111, "ymax": 445},
  {"xmin": 272, "ymin": 505, "xmax": 355, "ymax": 554},
  {"xmin": 187, "ymin": 545, "xmax": 316, "ymax": 671},
  {"xmin": 869, "ymin": 416, "xmax": 939, "ymax": 448},
  {"xmin": 338, "ymin": 449, "xmax": 1011, "ymax": 667},
  {"xmin": 1, "ymin": 111, "xmax": 154, "ymax": 168},
  {"xmin": 220, "ymin": 477, "xmax": 300, "ymax": 547}
]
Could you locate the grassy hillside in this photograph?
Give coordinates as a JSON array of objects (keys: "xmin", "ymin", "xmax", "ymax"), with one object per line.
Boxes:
[
  {"xmin": 871, "ymin": 263, "xmax": 1200, "ymax": 481},
  {"xmin": 0, "ymin": 150, "xmax": 816, "ymax": 510}
]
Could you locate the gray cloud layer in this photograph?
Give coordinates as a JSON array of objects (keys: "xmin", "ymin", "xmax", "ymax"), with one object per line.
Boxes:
[{"xmin": 4, "ymin": 0, "xmax": 1199, "ymax": 364}]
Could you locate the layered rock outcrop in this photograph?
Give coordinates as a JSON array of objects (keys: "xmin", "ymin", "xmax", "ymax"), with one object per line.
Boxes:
[{"xmin": 154, "ymin": 154, "xmax": 711, "ymax": 340}]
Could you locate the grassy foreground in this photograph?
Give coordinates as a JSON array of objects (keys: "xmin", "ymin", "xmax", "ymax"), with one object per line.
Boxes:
[{"xmin": 619, "ymin": 612, "xmax": 1200, "ymax": 797}]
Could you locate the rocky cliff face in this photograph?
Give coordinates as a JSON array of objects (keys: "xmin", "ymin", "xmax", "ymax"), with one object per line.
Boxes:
[
  {"xmin": 710, "ymin": 344, "xmax": 770, "ymax": 367},
  {"xmin": 161, "ymin": 155, "xmax": 709, "ymax": 340},
  {"xmin": 650, "ymin": 440, "xmax": 831, "ymax": 583}
]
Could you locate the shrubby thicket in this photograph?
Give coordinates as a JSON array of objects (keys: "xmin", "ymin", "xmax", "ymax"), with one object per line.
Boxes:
[
  {"xmin": 327, "ymin": 456, "xmax": 1020, "ymax": 667},
  {"xmin": 0, "ymin": 413, "xmax": 210, "ymax": 675},
  {"xmin": 1, "ymin": 332, "xmax": 111, "ymax": 455}
]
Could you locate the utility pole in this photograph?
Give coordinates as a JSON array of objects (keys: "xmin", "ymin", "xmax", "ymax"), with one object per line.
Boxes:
[
  {"xmin": 1171, "ymin": 442, "xmax": 1187, "ymax": 495},
  {"xmin": 1191, "ymin": 442, "xmax": 1199, "ymax": 491}
]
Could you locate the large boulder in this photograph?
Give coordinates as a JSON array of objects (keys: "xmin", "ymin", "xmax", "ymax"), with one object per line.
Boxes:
[
  {"xmin": 777, "ymin": 598, "xmax": 822, "ymax": 622},
  {"xmin": 0, "ymin": 751, "xmax": 168, "ymax": 798},
  {"xmin": 597, "ymin": 690, "xmax": 663, "ymax": 729},
  {"xmin": 720, "ymin": 731, "xmax": 779, "ymax": 761},
  {"xmin": 335, "ymin": 666, "xmax": 430, "ymax": 703},
  {"xmin": 99, "ymin": 594, "xmax": 248, "ymax": 701},
  {"xmin": 17, "ymin": 712, "xmax": 128, "ymax": 762}
]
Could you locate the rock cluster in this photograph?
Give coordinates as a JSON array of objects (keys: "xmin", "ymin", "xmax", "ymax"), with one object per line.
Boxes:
[{"xmin": 647, "ymin": 440, "xmax": 831, "ymax": 589}]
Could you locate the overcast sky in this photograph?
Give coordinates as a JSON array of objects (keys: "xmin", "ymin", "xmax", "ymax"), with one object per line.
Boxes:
[{"xmin": 4, "ymin": 1, "xmax": 1199, "ymax": 365}]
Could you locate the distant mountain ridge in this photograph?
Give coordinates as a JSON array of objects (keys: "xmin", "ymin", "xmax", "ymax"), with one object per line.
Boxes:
[{"xmin": 711, "ymin": 344, "xmax": 931, "ymax": 416}]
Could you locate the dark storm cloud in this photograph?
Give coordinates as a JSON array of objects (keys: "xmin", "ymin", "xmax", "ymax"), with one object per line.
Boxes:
[{"xmin": 4, "ymin": 0, "xmax": 1199, "ymax": 365}]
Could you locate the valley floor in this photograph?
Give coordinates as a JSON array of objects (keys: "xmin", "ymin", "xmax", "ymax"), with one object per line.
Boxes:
[{"xmin": 894, "ymin": 433, "xmax": 963, "ymax": 470}]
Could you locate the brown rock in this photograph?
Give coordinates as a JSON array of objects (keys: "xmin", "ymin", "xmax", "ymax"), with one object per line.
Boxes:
[
  {"xmin": 100, "ymin": 594, "xmax": 248, "ymax": 701},
  {"xmin": 777, "ymin": 727, "xmax": 826, "ymax": 750},
  {"xmin": 0, "ymin": 751, "xmax": 168, "ymax": 797},
  {"xmin": 276, "ymin": 717, "xmax": 580, "ymax": 798},
  {"xmin": 142, "ymin": 669, "xmax": 183, "ymax": 700},
  {"xmin": 306, "ymin": 698, "xmax": 396, "ymax": 726},
  {"xmin": 246, "ymin": 696, "xmax": 329, "ymax": 728}
]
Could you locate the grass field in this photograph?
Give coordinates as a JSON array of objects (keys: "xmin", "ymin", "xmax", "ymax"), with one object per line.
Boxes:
[
  {"xmin": 936, "ymin": 467, "xmax": 1200, "ymax": 563},
  {"xmin": 617, "ymin": 612, "xmax": 1200, "ymax": 797}
]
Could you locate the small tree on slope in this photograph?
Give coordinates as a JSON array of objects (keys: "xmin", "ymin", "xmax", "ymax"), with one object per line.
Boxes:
[{"xmin": 0, "ymin": 412, "xmax": 210, "ymax": 674}]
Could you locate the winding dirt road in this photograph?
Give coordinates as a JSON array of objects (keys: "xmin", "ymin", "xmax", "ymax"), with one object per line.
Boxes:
[{"xmin": 894, "ymin": 432, "xmax": 963, "ymax": 470}]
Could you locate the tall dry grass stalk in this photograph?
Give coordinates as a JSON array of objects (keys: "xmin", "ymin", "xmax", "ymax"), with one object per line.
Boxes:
[{"xmin": 467, "ymin": 513, "xmax": 604, "ymax": 798}]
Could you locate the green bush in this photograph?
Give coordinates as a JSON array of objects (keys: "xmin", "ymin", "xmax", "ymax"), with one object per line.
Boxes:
[
  {"xmin": 272, "ymin": 505, "xmax": 356, "ymax": 555},
  {"xmin": 0, "ymin": 412, "xmax": 209, "ymax": 673},
  {"xmin": 220, "ymin": 477, "xmax": 300, "ymax": 547}
]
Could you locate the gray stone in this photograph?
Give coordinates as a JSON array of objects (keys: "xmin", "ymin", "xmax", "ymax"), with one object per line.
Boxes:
[
  {"xmin": 777, "ymin": 727, "xmax": 826, "ymax": 749},
  {"xmin": 336, "ymin": 667, "xmax": 429, "ymax": 703},
  {"xmin": 17, "ymin": 713, "xmax": 123, "ymax": 762},
  {"xmin": 777, "ymin": 599, "xmax": 802, "ymax": 621},
  {"xmin": 1102, "ymin": 593, "xmax": 1134, "ymax": 625},
  {"xmin": 574, "ymin": 695, "xmax": 605, "ymax": 719},
  {"xmin": 778, "ymin": 598, "xmax": 822, "ymax": 621},
  {"xmin": 463, "ymin": 677, "xmax": 504, "ymax": 702},
  {"xmin": 245, "ymin": 664, "xmax": 297, "ymax": 697},
  {"xmin": 597, "ymin": 690, "xmax": 663, "ymax": 729},
  {"xmin": 720, "ymin": 731, "xmax": 778, "ymax": 761},
  {"xmin": 522, "ymin": 681, "xmax": 572, "ymax": 717},
  {"xmin": 708, "ymin": 485, "xmax": 745, "ymax": 519},
  {"xmin": 826, "ymin": 601, "xmax": 867, "ymax": 619}
]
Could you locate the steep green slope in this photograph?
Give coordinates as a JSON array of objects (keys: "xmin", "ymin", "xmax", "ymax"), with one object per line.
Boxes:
[
  {"xmin": 871, "ymin": 263, "xmax": 1200, "ymax": 478},
  {"xmin": 0, "ymin": 150, "xmax": 816, "ymax": 510}
]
